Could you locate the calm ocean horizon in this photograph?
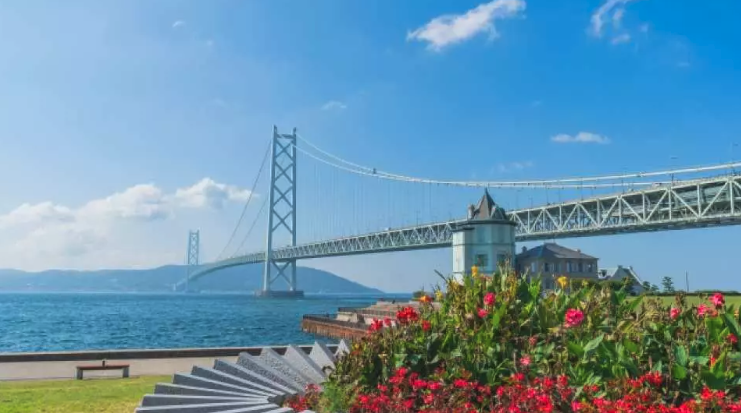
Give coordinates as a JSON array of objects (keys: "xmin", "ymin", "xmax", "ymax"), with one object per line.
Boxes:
[{"xmin": 0, "ymin": 292, "xmax": 409, "ymax": 353}]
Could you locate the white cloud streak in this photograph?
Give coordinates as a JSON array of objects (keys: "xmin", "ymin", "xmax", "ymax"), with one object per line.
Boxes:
[
  {"xmin": 497, "ymin": 160, "xmax": 534, "ymax": 173},
  {"xmin": 172, "ymin": 20, "xmax": 185, "ymax": 29},
  {"xmin": 407, "ymin": 0, "xmax": 526, "ymax": 51},
  {"xmin": 611, "ymin": 34, "xmax": 631, "ymax": 45},
  {"xmin": 551, "ymin": 132, "xmax": 611, "ymax": 144},
  {"xmin": 321, "ymin": 100, "xmax": 347, "ymax": 111}
]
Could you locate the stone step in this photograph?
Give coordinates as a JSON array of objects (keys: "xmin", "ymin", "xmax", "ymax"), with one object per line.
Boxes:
[
  {"xmin": 236, "ymin": 352, "xmax": 304, "ymax": 393},
  {"xmin": 134, "ymin": 401, "xmax": 281, "ymax": 413},
  {"xmin": 191, "ymin": 366, "xmax": 280, "ymax": 397},
  {"xmin": 172, "ymin": 373, "xmax": 272, "ymax": 397},
  {"xmin": 214, "ymin": 360, "xmax": 297, "ymax": 396},
  {"xmin": 257, "ymin": 348, "xmax": 313, "ymax": 389},
  {"xmin": 141, "ymin": 395, "xmax": 266, "ymax": 407},
  {"xmin": 154, "ymin": 383, "xmax": 255, "ymax": 398},
  {"xmin": 308, "ymin": 342, "xmax": 336, "ymax": 373},
  {"xmin": 283, "ymin": 345, "xmax": 326, "ymax": 383}
]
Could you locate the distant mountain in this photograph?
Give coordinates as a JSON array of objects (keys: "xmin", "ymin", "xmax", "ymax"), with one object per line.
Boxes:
[{"xmin": 0, "ymin": 265, "xmax": 383, "ymax": 294}]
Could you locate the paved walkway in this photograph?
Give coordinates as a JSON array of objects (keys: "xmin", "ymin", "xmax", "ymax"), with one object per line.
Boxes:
[{"xmin": 0, "ymin": 356, "xmax": 237, "ymax": 381}]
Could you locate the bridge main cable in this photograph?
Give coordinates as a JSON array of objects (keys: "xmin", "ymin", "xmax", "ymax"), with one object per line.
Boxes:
[{"xmin": 294, "ymin": 134, "xmax": 741, "ymax": 188}]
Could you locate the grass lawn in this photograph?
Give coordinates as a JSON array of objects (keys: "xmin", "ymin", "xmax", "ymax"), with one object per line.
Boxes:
[
  {"xmin": 648, "ymin": 295, "xmax": 741, "ymax": 308},
  {"xmin": 0, "ymin": 376, "xmax": 167, "ymax": 413}
]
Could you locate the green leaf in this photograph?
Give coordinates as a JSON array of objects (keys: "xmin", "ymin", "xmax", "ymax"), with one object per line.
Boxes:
[
  {"xmin": 623, "ymin": 339, "xmax": 639, "ymax": 354},
  {"xmin": 711, "ymin": 352, "xmax": 727, "ymax": 376},
  {"xmin": 674, "ymin": 345, "xmax": 689, "ymax": 367},
  {"xmin": 583, "ymin": 334, "xmax": 604, "ymax": 356},
  {"xmin": 567, "ymin": 342, "xmax": 585, "ymax": 358},
  {"xmin": 671, "ymin": 364, "xmax": 688, "ymax": 380},
  {"xmin": 652, "ymin": 360, "xmax": 663, "ymax": 373},
  {"xmin": 624, "ymin": 295, "xmax": 644, "ymax": 314},
  {"xmin": 702, "ymin": 369, "xmax": 726, "ymax": 390},
  {"xmin": 722, "ymin": 313, "xmax": 741, "ymax": 339}
]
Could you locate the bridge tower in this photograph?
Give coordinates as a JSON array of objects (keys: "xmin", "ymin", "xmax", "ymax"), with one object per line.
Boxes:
[
  {"xmin": 185, "ymin": 230, "xmax": 200, "ymax": 292},
  {"xmin": 257, "ymin": 126, "xmax": 304, "ymax": 298}
]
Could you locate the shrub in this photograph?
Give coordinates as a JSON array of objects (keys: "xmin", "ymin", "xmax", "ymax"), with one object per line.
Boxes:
[{"xmin": 297, "ymin": 269, "xmax": 741, "ymax": 411}]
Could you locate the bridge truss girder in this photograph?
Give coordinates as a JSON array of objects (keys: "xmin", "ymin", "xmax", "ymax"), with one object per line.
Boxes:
[{"xmin": 186, "ymin": 174, "xmax": 741, "ymax": 282}]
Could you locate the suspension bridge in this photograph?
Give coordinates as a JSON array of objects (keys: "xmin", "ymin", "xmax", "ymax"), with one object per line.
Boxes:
[{"xmin": 176, "ymin": 126, "xmax": 741, "ymax": 296}]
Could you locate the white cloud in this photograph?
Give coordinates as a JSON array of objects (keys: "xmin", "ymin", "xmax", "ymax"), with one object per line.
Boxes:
[
  {"xmin": 497, "ymin": 160, "xmax": 534, "ymax": 173},
  {"xmin": 80, "ymin": 184, "xmax": 170, "ymax": 221},
  {"xmin": 321, "ymin": 100, "xmax": 347, "ymax": 111},
  {"xmin": 173, "ymin": 178, "xmax": 251, "ymax": 209},
  {"xmin": 0, "ymin": 178, "xmax": 251, "ymax": 270},
  {"xmin": 0, "ymin": 202, "xmax": 74, "ymax": 228},
  {"xmin": 589, "ymin": 0, "xmax": 639, "ymax": 38},
  {"xmin": 172, "ymin": 20, "xmax": 185, "ymax": 29},
  {"xmin": 611, "ymin": 34, "xmax": 631, "ymax": 45},
  {"xmin": 551, "ymin": 132, "xmax": 611, "ymax": 144},
  {"xmin": 407, "ymin": 0, "xmax": 526, "ymax": 51}
]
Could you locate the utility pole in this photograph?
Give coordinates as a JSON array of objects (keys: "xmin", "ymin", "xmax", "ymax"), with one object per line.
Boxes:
[{"xmin": 685, "ymin": 271, "xmax": 690, "ymax": 292}]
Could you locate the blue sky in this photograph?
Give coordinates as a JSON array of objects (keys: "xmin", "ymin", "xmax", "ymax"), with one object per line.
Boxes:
[{"xmin": 1, "ymin": 0, "xmax": 740, "ymax": 292}]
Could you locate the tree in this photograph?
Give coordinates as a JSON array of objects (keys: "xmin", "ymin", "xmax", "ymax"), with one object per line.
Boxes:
[
  {"xmin": 650, "ymin": 284, "xmax": 660, "ymax": 294},
  {"xmin": 642, "ymin": 281, "xmax": 652, "ymax": 291},
  {"xmin": 661, "ymin": 276, "xmax": 675, "ymax": 293}
]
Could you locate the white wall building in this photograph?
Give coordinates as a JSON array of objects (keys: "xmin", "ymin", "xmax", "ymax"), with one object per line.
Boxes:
[{"xmin": 452, "ymin": 190, "xmax": 516, "ymax": 281}]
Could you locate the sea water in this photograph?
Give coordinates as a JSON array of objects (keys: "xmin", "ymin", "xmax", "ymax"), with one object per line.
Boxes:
[{"xmin": 0, "ymin": 293, "xmax": 406, "ymax": 353}]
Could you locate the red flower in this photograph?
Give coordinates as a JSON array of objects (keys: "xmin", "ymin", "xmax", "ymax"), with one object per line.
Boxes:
[
  {"xmin": 383, "ymin": 317, "xmax": 393, "ymax": 327},
  {"xmin": 411, "ymin": 379, "xmax": 427, "ymax": 390},
  {"xmin": 395, "ymin": 367, "xmax": 408, "ymax": 377},
  {"xmin": 710, "ymin": 355, "xmax": 717, "ymax": 367},
  {"xmin": 571, "ymin": 401, "xmax": 583, "ymax": 411},
  {"xmin": 520, "ymin": 355, "xmax": 531, "ymax": 367},
  {"xmin": 564, "ymin": 308, "xmax": 585, "ymax": 328},
  {"xmin": 454, "ymin": 378, "xmax": 469, "ymax": 388},
  {"xmin": 421, "ymin": 320, "xmax": 431, "ymax": 331},
  {"xmin": 711, "ymin": 292, "xmax": 725, "ymax": 308},
  {"xmin": 428, "ymin": 381, "xmax": 442, "ymax": 391},
  {"xmin": 477, "ymin": 308, "xmax": 489, "ymax": 318},
  {"xmin": 484, "ymin": 292, "xmax": 496, "ymax": 307},
  {"xmin": 368, "ymin": 318, "xmax": 384, "ymax": 333},
  {"xmin": 698, "ymin": 304, "xmax": 709, "ymax": 317},
  {"xmin": 728, "ymin": 333, "xmax": 739, "ymax": 345},
  {"xmin": 396, "ymin": 306, "xmax": 419, "ymax": 324},
  {"xmin": 670, "ymin": 307, "xmax": 680, "ymax": 320}
]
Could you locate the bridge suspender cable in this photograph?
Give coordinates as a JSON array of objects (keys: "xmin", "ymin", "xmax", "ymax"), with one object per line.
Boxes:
[
  {"xmin": 215, "ymin": 140, "xmax": 271, "ymax": 261},
  {"xmin": 295, "ymin": 134, "xmax": 741, "ymax": 188},
  {"xmin": 231, "ymin": 195, "xmax": 269, "ymax": 258}
]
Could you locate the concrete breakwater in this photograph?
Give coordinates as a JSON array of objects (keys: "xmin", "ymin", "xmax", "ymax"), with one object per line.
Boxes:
[{"xmin": 301, "ymin": 300, "xmax": 425, "ymax": 340}]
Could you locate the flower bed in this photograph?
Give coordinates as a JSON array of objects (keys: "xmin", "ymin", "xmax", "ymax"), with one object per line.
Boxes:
[{"xmin": 288, "ymin": 269, "xmax": 741, "ymax": 412}]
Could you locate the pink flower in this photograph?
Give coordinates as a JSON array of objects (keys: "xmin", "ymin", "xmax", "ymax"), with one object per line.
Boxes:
[
  {"xmin": 477, "ymin": 308, "xmax": 489, "ymax": 318},
  {"xmin": 711, "ymin": 292, "xmax": 725, "ymax": 308},
  {"xmin": 520, "ymin": 355, "xmax": 531, "ymax": 367},
  {"xmin": 728, "ymin": 333, "xmax": 738, "ymax": 345},
  {"xmin": 571, "ymin": 401, "xmax": 583, "ymax": 411},
  {"xmin": 698, "ymin": 304, "xmax": 709, "ymax": 317},
  {"xmin": 670, "ymin": 307, "xmax": 680, "ymax": 320},
  {"xmin": 484, "ymin": 292, "xmax": 496, "ymax": 307},
  {"xmin": 564, "ymin": 308, "xmax": 585, "ymax": 328}
]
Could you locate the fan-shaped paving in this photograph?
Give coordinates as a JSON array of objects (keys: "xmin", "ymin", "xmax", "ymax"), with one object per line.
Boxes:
[{"xmin": 136, "ymin": 340, "xmax": 350, "ymax": 413}]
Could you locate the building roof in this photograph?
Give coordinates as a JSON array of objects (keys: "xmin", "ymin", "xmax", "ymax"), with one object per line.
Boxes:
[
  {"xmin": 599, "ymin": 266, "xmax": 643, "ymax": 284},
  {"xmin": 516, "ymin": 243, "xmax": 597, "ymax": 260},
  {"xmin": 469, "ymin": 190, "xmax": 509, "ymax": 221}
]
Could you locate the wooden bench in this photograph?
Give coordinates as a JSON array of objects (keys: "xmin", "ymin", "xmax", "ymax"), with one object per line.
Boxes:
[{"xmin": 76, "ymin": 360, "xmax": 130, "ymax": 380}]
